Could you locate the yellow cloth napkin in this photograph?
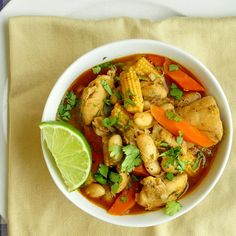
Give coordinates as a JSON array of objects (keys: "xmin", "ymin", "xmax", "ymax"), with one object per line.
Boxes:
[{"xmin": 8, "ymin": 16, "xmax": 236, "ymax": 236}]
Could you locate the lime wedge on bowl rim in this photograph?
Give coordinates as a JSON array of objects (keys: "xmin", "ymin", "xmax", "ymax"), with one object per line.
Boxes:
[{"xmin": 39, "ymin": 121, "xmax": 92, "ymax": 192}]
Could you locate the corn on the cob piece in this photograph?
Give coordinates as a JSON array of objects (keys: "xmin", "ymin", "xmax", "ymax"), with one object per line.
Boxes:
[
  {"xmin": 120, "ymin": 67, "xmax": 143, "ymax": 113},
  {"xmin": 111, "ymin": 103, "xmax": 130, "ymax": 131},
  {"xmin": 134, "ymin": 57, "xmax": 160, "ymax": 77}
]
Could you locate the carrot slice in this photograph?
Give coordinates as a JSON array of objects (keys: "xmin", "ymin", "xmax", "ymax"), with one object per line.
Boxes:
[
  {"xmin": 133, "ymin": 164, "xmax": 149, "ymax": 177},
  {"xmin": 164, "ymin": 58, "xmax": 204, "ymax": 92},
  {"xmin": 150, "ymin": 105, "xmax": 214, "ymax": 147},
  {"xmin": 108, "ymin": 183, "xmax": 138, "ymax": 215},
  {"xmin": 146, "ymin": 54, "xmax": 165, "ymax": 66}
]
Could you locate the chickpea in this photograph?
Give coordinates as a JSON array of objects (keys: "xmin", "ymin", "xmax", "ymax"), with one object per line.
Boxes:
[
  {"xmin": 85, "ymin": 183, "xmax": 105, "ymax": 198},
  {"xmin": 108, "ymin": 134, "xmax": 123, "ymax": 162},
  {"xmin": 134, "ymin": 112, "xmax": 153, "ymax": 129}
]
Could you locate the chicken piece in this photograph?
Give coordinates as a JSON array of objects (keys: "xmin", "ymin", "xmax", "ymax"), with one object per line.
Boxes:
[
  {"xmin": 136, "ymin": 174, "xmax": 187, "ymax": 210},
  {"xmin": 176, "ymin": 92, "xmax": 201, "ymax": 107},
  {"xmin": 176, "ymin": 96, "xmax": 223, "ymax": 145},
  {"xmin": 92, "ymin": 117, "xmax": 110, "ymax": 137},
  {"xmin": 151, "ymin": 124, "xmax": 178, "ymax": 147},
  {"xmin": 80, "ymin": 75, "xmax": 114, "ymax": 125},
  {"xmin": 141, "ymin": 81, "xmax": 167, "ymax": 100}
]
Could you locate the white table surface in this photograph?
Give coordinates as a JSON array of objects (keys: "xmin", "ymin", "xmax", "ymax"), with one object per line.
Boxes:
[{"xmin": 0, "ymin": 0, "xmax": 235, "ymax": 220}]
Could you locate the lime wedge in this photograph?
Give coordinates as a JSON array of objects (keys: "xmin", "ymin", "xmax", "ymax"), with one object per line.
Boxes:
[{"xmin": 39, "ymin": 121, "xmax": 92, "ymax": 192}]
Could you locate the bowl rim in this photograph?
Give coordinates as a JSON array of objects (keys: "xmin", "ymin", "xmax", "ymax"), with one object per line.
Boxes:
[{"xmin": 41, "ymin": 39, "xmax": 233, "ymax": 227}]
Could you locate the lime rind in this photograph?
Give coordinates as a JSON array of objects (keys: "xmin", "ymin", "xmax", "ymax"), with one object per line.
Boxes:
[{"xmin": 39, "ymin": 121, "xmax": 92, "ymax": 192}]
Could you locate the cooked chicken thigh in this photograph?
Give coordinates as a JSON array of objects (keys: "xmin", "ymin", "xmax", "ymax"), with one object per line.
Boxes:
[
  {"xmin": 136, "ymin": 174, "xmax": 187, "ymax": 210},
  {"xmin": 176, "ymin": 96, "xmax": 223, "ymax": 145},
  {"xmin": 80, "ymin": 75, "xmax": 114, "ymax": 125}
]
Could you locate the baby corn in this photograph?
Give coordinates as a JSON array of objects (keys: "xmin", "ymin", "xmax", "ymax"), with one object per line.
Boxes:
[
  {"xmin": 111, "ymin": 103, "xmax": 130, "ymax": 131},
  {"xmin": 120, "ymin": 66, "xmax": 143, "ymax": 113},
  {"xmin": 134, "ymin": 57, "xmax": 160, "ymax": 77}
]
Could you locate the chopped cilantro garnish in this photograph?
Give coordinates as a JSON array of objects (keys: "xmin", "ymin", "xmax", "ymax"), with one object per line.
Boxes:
[
  {"xmin": 104, "ymin": 98, "xmax": 112, "ymax": 106},
  {"xmin": 139, "ymin": 76, "xmax": 149, "ymax": 81},
  {"xmin": 166, "ymin": 172, "xmax": 174, "ymax": 181},
  {"xmin": 160, "ymin": 146, "xmax": 186, "ymax": 172},
  {"xmin": 92, "ymin": 61, "xmax": 113, "ymax": 74},
  {"xmin": 124, "ymin": 98, "xmax": 136, "ymax": 108},
  {"xmin": 165, "ymin": 201, "xmax": 182, "ymax": 216},
  {"xmin": 121, "ymin": 145, "xmax": 142, "ymax": 173},
  {"xmin": 57, "ymin": 91, "xmax": 77, "ymax": 121},
  {"xmin": 115, "ymin": 62, "xmax": 125, "ymax": 68},
  {"xmin": 123, "ymin": 89, "xmax": 136, "ymax": 108},
  {"xmin": 109, "ymin": 145, "xmax": 122, "ymax": 159},
  {"xmin": 170, "ymin": 83, "xmax": 183, "ymax": 100},
  {"xmin": 92, "ymin": 66, "xmax": 101, "ymax": 74},
  {"xmin": 176, "ymin": 132, "xmax": 183, "ymax": 145},
  {"xmin": 155, "ymin": 65, "xmax": 163, "ymax": 71},
  {"xmin": 109, "ymin": 172, "xmax": 121, "ymax": 183},
  {"xmin": 165, "ymin": 111, "xmax": 182, "ymax": 122},
  {"xmin": 101, "ymin": 80, "xmax": 113, "ymax": 95},
  {"xmin": 120, "ymin": 196, "xmax": 127, "ymax": 203},
  {"xmin": 111, "ymin": 182, "xmax": 119, "ymax": 195},
  {"xmin": 192, "ymin": 151, "xmax": 205, "ymax": 170},
  {"xmin": 160, "ymin": 142, "xmax": 169, "ymax": 148},
  {"xmin": 102, "ymin": 116, "xmax": 118, "ymax": 127},
  {"xmin": 109, "ymin": 171, "xmax": 122, "ymax": 194},
  {"xmin": 131, "ymin": 174, "xmax": 140, "ymax": 182},
  {"xmin": 97, "ymin": 164, "xmax": 109, "ymax": 178},
  {"xmin": 169, "ymin": 64, "xmax": 179, "ymax": 72},
  {"xmin": 116, "ymin": 91, "xmax": 124, "ymax": 100},
  {"xmin": 94, "ymin": 173, "xmax": 107, "ymax": 185}
]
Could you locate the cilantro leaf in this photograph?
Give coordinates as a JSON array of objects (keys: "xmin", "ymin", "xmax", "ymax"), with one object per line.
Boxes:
[
  {"xmin": 92, "ymin": 66, "xmax": 101, "ymax": 74},
  {"xmin": 169, "ymin": 64, "xmax": 179, "ymax": 72},
  {"xmin": 160, "ymin": 142, "xmax": 169, "ymax": 148},
  {"xmin": 57, "ymin": 91, "xmax": 77, "ymax": 121},
  {"xmin": 94, "ymin": 173, "xmax": 107, "ymax": 185},
  {"xmin": 102, "ymin": 116, "xmax": 118, "ymax": 127},
  {"xmin": 109, "ymin": 172, "xmax": 121, "ymax": 183},
  {"xmin": 101, "ymin": 80, "xmax": 113, "ymax": 95},
  {"xmin": 92, "ymin": 61, "xmax": 113, "ymax": 74},
  {"xmin": 109, "ymin": 145, "xmax": 122, "ymax": 159},
  {"xmin": 165, "ymin": 111, "xmax": 182, "ymax": 122},
  {"xmin": 97, "ymin": 164, "xmax": 109, "ymax": 178},
  {"xmin": 124, "ymin": 98, "xmax": 136, "ymax": 108},
  {"xmin": 166, "ymin": 172, "xmax": 174, "ymax": 181},
  {"xmin": 121, "ymin": 145, "xmax": 142, "ymax": 173},
  {"xmin": 160, "ymin": 146, "xmax": 186, "ymax": 172},
  {"xmin": 104, "ymin": 98, "xmax": 112, "ymax": 106},
  {"xmin": 124, "ymin": 89, "xmax": 136, "ymax": 108},
  {"xmin": 165, "ymin": 201, "xmax": 182, "ymax": 216},
  {"xmin": 111, "ymin": 182, "xmax": 120, "ymax": 195},
  {"xmin": 170, "ymin": 83, "xmax": 183, "ymax": 100},
  {"xmin": 192, "ymin": 151, "xmax": 205, "ymax": 170},
  {"xmin": 120, "ymin": 196, "xmax": 127, "ymax": 203},
  {"xmin": 176, "ymin": 132, "xmax": 183, "ymax": 145}
]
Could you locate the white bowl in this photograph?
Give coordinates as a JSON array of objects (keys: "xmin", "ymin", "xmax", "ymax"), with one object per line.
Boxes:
[{"xmin": 41, "ymin": 39, "xmax": 233, "ymax": 227}]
